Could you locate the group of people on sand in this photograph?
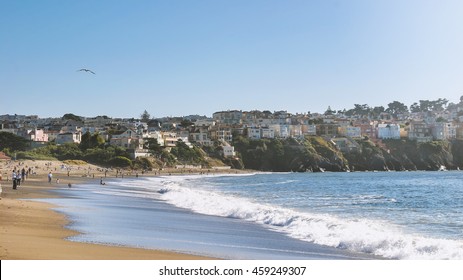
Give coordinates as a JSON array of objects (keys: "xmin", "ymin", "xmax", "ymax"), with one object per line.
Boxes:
[{"xmin": 11, "ymin": 168, "xmax": 28, "ymax": 189}]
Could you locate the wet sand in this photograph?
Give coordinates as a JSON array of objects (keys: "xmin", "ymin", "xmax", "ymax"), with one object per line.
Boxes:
[{"xmin": 0, "ymin": 160, "xmax": 213, "ymax": 260}]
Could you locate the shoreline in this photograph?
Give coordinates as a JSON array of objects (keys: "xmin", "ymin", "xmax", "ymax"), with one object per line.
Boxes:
[
  {"xmin": 1, "ymin": 160, "xmax": 388, "ymax": 260},
  {"xmin": 0, "ymin": 160, "xmax": 215, "ymax": 260}
]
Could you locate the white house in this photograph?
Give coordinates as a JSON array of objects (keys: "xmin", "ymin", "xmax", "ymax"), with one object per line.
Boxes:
[
  {"xmin": 261, "ymin": 127, "xmax": 276, "ymax": 139},
  {"xmin": 223, "ymin": 146, "xmax": 236, "ymax": 157},
  {"xmin": 279, "ymin": 125, "xmax": 290, "ymax": 138},
  {"xmin": 190, "ymin": 127, "xmax": 213, "ymax": 146},
  {"xmin": 195, "ymin": 119, "xmax": 216, "ymax": 127},
  {"xmin": 377, "ymin": 124, "xmax": 401, "ymax": 139},
  {"xmin": 56, "ymin": 131, "xmax": 82, "ymax": 144},
  {"xmin": 248, "ymin": 127, "xmax": 261, "ymax": 140}
]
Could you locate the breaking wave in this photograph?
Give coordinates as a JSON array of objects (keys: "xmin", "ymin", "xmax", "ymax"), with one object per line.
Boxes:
[{"xmin": 150, "ymin": 175, "xmax": 463, "ymax": 260}]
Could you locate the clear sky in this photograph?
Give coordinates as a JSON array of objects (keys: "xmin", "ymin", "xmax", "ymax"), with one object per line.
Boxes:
[{"xmin": 1, "ymin": 0, "xmax": 463, "ymax": 119}]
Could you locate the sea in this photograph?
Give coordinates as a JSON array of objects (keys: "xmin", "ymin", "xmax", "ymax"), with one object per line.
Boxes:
[{"xmin": 42, "ymin": 171, "xmax": 463, "ymax": 260}]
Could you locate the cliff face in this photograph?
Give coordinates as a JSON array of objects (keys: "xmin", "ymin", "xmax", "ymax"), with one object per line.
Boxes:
[
  {"xmin": 385, "ymin": 140, "xmax": 456, "ymax": 171},
  {"xmin": 233, "ymin": 136, "xmax": 463, "ymax": 172}
]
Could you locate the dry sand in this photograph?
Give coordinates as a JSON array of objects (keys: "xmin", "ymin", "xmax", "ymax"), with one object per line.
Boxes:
[{"xmin": 0, "ymin": 160, "xmax": 214, "ymax": 260}]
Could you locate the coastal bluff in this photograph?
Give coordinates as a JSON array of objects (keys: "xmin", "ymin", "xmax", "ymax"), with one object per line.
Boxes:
[{"xmin": 233, "ymin": 136, "xmax": 463, "ymax": 172}]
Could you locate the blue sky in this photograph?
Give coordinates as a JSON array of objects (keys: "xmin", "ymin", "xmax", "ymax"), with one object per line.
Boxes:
[{"xmin": 1, "ymin": 0, "xmax": 463, "ymax": 118}]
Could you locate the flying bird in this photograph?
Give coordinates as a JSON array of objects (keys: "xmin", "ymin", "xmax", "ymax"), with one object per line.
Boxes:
[{"xmin": 77, "ymin": 68, "xmax": 96, "ymax": 74}]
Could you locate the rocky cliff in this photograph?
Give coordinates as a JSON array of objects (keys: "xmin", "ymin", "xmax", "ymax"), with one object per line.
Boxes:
[{"xmin": 233, "ymin": 136, "xmax": 463, "ymax": 172}]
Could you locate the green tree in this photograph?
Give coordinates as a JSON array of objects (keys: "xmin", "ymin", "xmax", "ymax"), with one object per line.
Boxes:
[
  {"xmin": 80, "ymin": 132, "xmax": 105, "ymax": 150},
  {"xmin": 353, "ymin": 104, "xmax": 371, "ymax": 117},
  {"xmin": 324, "ymin": 106, "xmax": 335, "ymax": 115},
  {"xmin": 110, "ymin": 156, "xmax": 133, "ymax": 167},
  {"xmin": 55, "ymin": 143, "xmax": 83, "ymax": 160},
  {"xmin": 419, "ymin": 100, "xmax": 432, "ymax": 112},
  {"xmin": 371, "ymin": 106, "xmax": 385, "ymax": 119},
  {"xmin": 432, "ymin": 98, "xmax": 448, "ymax": 111},
  {"xmin": 144, "ymin": 138, "xmax": 162, "ymax": 155},
  {"xmin": 386, "ymin": 101, "xmax": 408, "ymax": 117},
  {"xmin": 410, "ymin": 102, "xmax": 421, "ymax": 113},
  {"xmin": 171, "ymin": 140, "xmax": 204, "ymax": 164},
  {"xmin": 62, "ymin": 113, "xmax": 82, "ymax": 122},
  {"xmin": 140, "ymin": 110, "xmax": 151, "ymax": 122},
  {"xmin": 0, "ymin": 132, "xmax": 30, "ymax": 151},
  {"xmin": 180, "ymin": 119, "xmax": 194, "ymax": 128}
]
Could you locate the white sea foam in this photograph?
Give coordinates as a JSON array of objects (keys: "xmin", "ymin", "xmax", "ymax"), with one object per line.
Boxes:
[{"xmin": 146, "ymin": 175, "xmax": 463, "ymax": 260}]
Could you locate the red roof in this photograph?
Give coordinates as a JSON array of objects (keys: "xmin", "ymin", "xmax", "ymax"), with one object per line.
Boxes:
[{"xmin": 0, "ymin": 152, "xmax": 11, "ymax": 160}]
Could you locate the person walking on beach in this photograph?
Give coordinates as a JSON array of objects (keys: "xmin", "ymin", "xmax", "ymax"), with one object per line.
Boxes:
[
  {"xmin": 48, "ymin": 172, "xmax": 53, "ymax": 183},
  {"xmin": 16, "ymin": 173, "xmax": 21, "ymax": 187},
  {"xmin": 21, "ymin": 168, "xmax": 26, "ymax": 182},
  {"xmin": 12, "ymin": 170, "xmax": 17, "ymax": 189}
]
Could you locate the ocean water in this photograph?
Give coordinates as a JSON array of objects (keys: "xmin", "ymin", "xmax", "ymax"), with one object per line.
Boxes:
[{"xmin": 45, "ymin": 171, "xmax": 463, "ymax": 259}]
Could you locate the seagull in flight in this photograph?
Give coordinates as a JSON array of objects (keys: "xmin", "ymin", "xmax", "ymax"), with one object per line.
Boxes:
[{"xmin": 77, "ymin": 68, "xmax": 96, "ymax": 74}]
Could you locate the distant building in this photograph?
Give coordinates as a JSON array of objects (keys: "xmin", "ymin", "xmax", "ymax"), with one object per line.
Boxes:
[
  {"xmin": 316, "ymin": 123, "xmax": 340, "ymax": 137},
  {"xmin": 223, "ymin": 146, "xmax": 236, "ymax": 157},
  {"xmin": 27, "ymin": 128, "xmax": 49, "ymax": 142},
  {"xmin": 339, "ymin": 126, "xmax": 362, "ymax": 138},
  {"xmin": 110, "ymin": 129, "xmax": 141, "ymax": 149},
  {"xmin": 261, "ymin": 127, "xmax": 276, "ymax": 139},
  {"xmin": 163, "ymin": 132, "xmax": 178, "ymax": 148},
  {"xmin": 408, "ymin": 121, "xmax": 432, "ymax": 142},
  {"xmin": 432, "ymin": 122, "xmax": 456, "ymax": 140},
  {"xmin": 377, "ymin": 124, "xmax": 401, "ymax": 139},
  {"xmin": 56, "ymin": 131, "xmax": 82, "ymax": 144},
  {"xmin": 248, "ymin": 127, "xmax": 262, "ymax": 140},
  {"xmin": 301, "ymin": 124, "xmax": 317, "ymax": 136},
  {"xmin": 213, "ymin": 110, "xmax": 243, "ymax": 125},
  {"xmin": 190, "ymin": 127, "xmax": 213, "ymax": 146}
]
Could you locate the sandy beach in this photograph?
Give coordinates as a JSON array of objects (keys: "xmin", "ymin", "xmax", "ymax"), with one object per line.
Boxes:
[{"xmin": 0, "ymin": 160, "xmax": 213, "ymax": 260}]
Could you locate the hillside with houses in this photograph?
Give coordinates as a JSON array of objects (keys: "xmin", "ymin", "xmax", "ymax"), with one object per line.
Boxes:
[{"xmin": 2, "ymin": 97, "xmax": 463, "ymax": 171}]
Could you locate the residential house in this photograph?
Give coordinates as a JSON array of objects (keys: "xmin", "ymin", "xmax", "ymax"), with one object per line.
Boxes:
[
  {"xmin": 212, "ymin": 110, "xmax": 243, "ymax": 125},
  {"xmin": 408, "ymin": 121, "xmax": 433, "ymax": 142},
  {"xmin": 46, "ymin": 130, "xmax": 61, "ymax": 142},
  {"xmin": 144, "ymin": 131, "xmax": 165, "ymax": 147},
  {"xmin": 210, "ymin": 126, "xmax": 233, "ymax": 143},
  {"xmin": 163, "ymin": 132, "xmax": 178, "ymax": 148},
  {"xmin": 27, "ymin": 128, "xmax": 49, "ymax": 142},
  {"xmin": 353, "ymin": 119, "xmax": 376, "ymax": 139},
  {"xmin": 289, "ymin": 125, "xmax": 303, "ymax": 138},
  {"xmin": 301, "ymin": 124, "xmax": 317, "ymax": 136},
  {"xmin": 223, "ymin": 146, "xmax": 236, "ymax": 157},
  {"xmin": 247, "ymin": 127, "xmax": 262, "ymax": 140},
  {"xmin": 456, "ymin": 123, "xmax": 463, "ymax": 139},
  {"xmin": 56, "ymin": 131, "xmax": 82, "ymax": 144},
  {"xmin": 432, "ymin": 122, "xmax": 456, "ymax": 140},
  {"xmin": 110, "ymin": 129, "xmax": 142, "ymax": 149},
  {"xmin": 316, "ymin": 123, "xmax": 340, "ymax": 137},
  {"xmin": 190, "ymin": 127, "xmax": 213, "ymax": 146},
  {"xmin": 195, "ymin": 118, "xmax": 216, "ymax": 127},
  {"xmin": 279, "ymin": 125, "xmax": 290, "ymax": 138},
  {"xmin": 338, "ymin": 126, "xmax": 362, "ymax": 138},
  {"xmin": 377, "ymin": 124, "xmax": 401, "ymax": 139},
  {"xmin": 261, "ymin": 127, "xmax": 276, "ymax": 139}
]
